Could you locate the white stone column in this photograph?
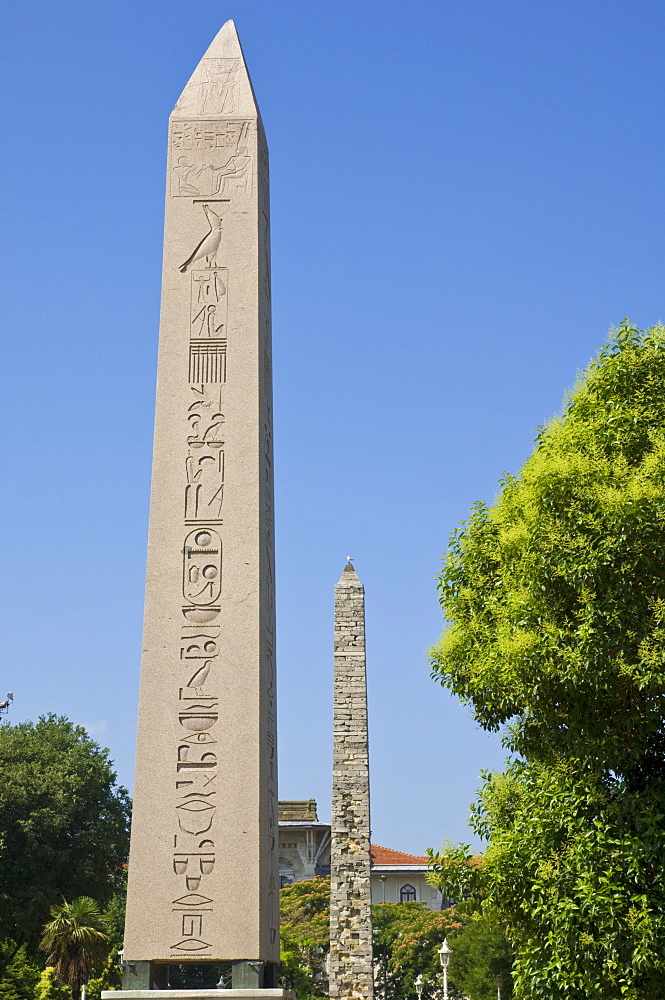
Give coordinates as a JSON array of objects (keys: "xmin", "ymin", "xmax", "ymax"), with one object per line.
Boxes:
[{"xmin": 329, "ymin": 563, "xmax": 374, "ymax": 1000}]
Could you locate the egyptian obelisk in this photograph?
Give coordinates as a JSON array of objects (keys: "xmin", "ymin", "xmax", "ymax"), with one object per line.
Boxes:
[
  {"xmin": 120, "ymin": 21, "xmax": 280, "ymax": 992},
  {"xmin": 329, "ymin": 563, "xmax": 374, "ymax": 1000}
]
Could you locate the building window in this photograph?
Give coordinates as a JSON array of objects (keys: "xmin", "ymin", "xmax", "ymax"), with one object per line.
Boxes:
[
  {"xmin": 279, "ymin": 860, "xmax": 295, "ymax": 889},
  {"xmin": 400, "ymin": 884, "xmax": 417, "ymax": 902}
]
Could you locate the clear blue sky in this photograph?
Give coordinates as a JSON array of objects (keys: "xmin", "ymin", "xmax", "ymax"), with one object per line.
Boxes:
[{"xmin": 2, "ymin": 0, "xmax": 664, "ymax": 854}]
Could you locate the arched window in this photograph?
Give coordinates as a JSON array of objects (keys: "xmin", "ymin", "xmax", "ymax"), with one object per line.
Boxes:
[
  {"xmin": 279, "ymin": 858, "xmax": 294, "ymax": 889},
  {"xmin": 400, "ymin": 884, "xmax": 417, "ymax": 902}
]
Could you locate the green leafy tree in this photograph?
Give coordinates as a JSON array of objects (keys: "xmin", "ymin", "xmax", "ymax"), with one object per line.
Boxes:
[
  {"xmin": 279, "ymin": 877, "xmax": 330, "ymax": 999},
  {"xmin": 0, "ymin": 947, "xmax": 41, "ymax": 1000},
  {"xmin": 35, "ymin": 968, "xmax": 71, "ymax": 1000},
  {"xmin": 444, "ymin": 904, "xmax": 513, "ymax": 1000},
  {"xmin": 429, "ymin": 322, "xmax": 665, "ymax": 998},
  {"xmin": 372, "ymin": 901, "xmax": 460, "ymax": 1000},
  {"xmin": 84, "ymin": 885, "xmax": 126, "ymax": 1000},
  {"xmin": 278, "ymin": 877, "xmax": 461, "ymax": 1000},
  {"xmin": 40, "ymin": 897, "xmax": 109, "ymax": 1000},
  {"xmin": 0, "ymin": 716, "xmax": 130, "ymax": 971}
]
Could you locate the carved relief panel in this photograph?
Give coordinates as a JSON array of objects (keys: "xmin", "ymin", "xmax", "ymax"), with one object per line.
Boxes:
[{"xmin": 171, "ymin": 119, "xmax": 254, "ymax": 198}]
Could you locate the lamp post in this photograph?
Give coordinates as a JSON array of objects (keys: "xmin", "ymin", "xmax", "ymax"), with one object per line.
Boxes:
[
  {"xmin": 438, "ymin": 939, "xmax": 452, "ymax": 1000},
  {"xmin": 414, "ymin": 974, "xmax": 423, "ymax": 1000}
]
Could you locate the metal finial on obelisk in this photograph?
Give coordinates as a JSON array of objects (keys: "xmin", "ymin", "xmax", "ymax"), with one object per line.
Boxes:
[
  {"xmin": 329, "ymin": 563, "xmax": 374, "ymax": 1000},
  {"xmin": 119, "ymin": 20, "xmax": 284, "ymax": 995}
]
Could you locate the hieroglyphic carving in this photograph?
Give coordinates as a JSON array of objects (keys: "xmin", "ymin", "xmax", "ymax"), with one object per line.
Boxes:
[
  {"xmin": 263, "ymin": 397, "xmax": 275, "ymax": 638},
  {"xmin": 174, "ymin": 57, "xmax": 242, "ymax": 119},
  {"xmin": 261, "ymin": 210, "xmax": 271, "ymax": 302},
  {"xmin": 171, "ymin": 111, "xmax": 232, "ymax": 947},
  {"xmin": 189, "ymin": 267, "xmax": 228, "ymax": 385},
  {"xmin": 189, "ymin": 342, "xmax": 227, "ymax": 384},
  {"xmin": 191, "ymin": 268, "xmax": 227, "ymax": 337},
  {"xmin": 200, "ymin": 59, "xmax": 240, "ymax": 115},
  {"xmin": 261, "ymin": 283, "xmax": 277, "ymax": 943},
  {"xmin": 171, "ymin": 120, "xmax": 254, "ymax": 197},
  {"xmin": 181, "ymin": 532, "xmax": 221, "ymax": 621},
  {"xmin": 266, "ymin": 638, "xmax": 277, "ymax": 886},
  {"xmin": 180, "ymin": 630, "xmax": 219, "ymax": 664},
  {"xmin": 173, "ymin": 119, "xmax": 251, "ymax": 152},
  {"xmin": 185, "ymin": 385, "xmax": 225, "ymax": 523},
  {"xmin": 176, "ymin": 791, "xmax": 216, "ymax": 830},
  {"xmin": 183, "ymin": 529, "xmax": 222, "ymax": 606},
  {"xmin": 180, "ymin": 204, "xmax": 227, "ymax": 273},
  {"xmin": 171, "ymin": 623, "xmax": 221, "ymax": 956},
  {"xmin": 171, "ymin": 62, "xmax": 268, "ymax": 958},
  {"xmin": 182, "ymin": 607, "xmax": 219, "ymax": 625}
]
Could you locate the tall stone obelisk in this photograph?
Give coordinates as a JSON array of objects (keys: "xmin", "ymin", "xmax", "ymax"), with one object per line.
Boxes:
[
  {"xmin": 121, "ymin": 21, "xmax": 279, "ymax": 991},
  {"xmin": 329, "ymin": 563, "xmax": 374, "ymax": 1000}
]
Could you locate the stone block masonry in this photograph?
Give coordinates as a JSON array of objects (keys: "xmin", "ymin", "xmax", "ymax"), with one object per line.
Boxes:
[{"xmin": 329, "ymin": 563, "xmax": 374, "ymax": 1000}]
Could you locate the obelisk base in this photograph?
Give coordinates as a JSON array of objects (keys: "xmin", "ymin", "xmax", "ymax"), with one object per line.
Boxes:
[
  {"xmin": 120, "ymin": 961, "xmax": 281, "ymax": 992},
  {"xmin": 103, "ymin": 991, "xmax": 295, "ymax": 1000}
]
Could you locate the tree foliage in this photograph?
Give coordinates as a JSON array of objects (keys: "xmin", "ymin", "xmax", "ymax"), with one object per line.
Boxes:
[
  {"xmin": 429, "ymin": 322, "xmax": 665, "ymax": 998},
  {"xmin": 82, "ymin": 886, "xmax": 125, "ymax": 1000},
  {"xmin": 40, "ymin": 897, "xmax": 109, "ymax": 1000},
  {"xmin": 443, "ymin": 903, "xmax": 513, "ymax": 1000},
  {"xmin": 0, "ymin": 948, "xmax": 41, "ymax": 1000},
  {"xmin": 0, "ymin": 716, "xmax": 130, "ymax": 965},
  {"xmin": 372, "ymin": 901, "xmax": 460, "ymax": 1000},
  {"xmin": 35, "ymin": 968, "xmax": 71, "ymax": 1000},
  {"xmin": 279, "ymin": 877, "xmax": 329, "ymax": 999},
  {"xmin": 278, "ymin": 878, "xmax": 461, "ymax": 1000}
]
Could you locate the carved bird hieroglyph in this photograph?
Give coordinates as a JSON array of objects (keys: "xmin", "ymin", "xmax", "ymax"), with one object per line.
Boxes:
[{"xmin": 179, "ymin": 204, "xmax": 225, "ymax": 273}]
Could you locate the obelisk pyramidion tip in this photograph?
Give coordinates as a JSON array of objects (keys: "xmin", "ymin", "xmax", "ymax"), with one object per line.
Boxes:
[
  {"xmin": 339, "ymin": 561, "xmax": 361, "ymax": 584},
  {"xmin": 171, "ymin": 19, "xmax": 258, "ymax": 120},
  {"xmin": 200, "ymin": 19, "xmax": 243, "ymax": 61}
]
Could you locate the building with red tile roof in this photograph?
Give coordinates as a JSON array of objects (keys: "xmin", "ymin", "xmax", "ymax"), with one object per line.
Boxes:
[
  {"xmin": 370, "ymin": 845, "xmax": 429, "ymax": 866},
  {"xmin": 279, "ymin": 802, "xmax": 453, "ymax": 911}
]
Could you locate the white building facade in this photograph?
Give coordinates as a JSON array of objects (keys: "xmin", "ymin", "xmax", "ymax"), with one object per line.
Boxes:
[{"xmin": 278, "ymin": 802, "xmax": 451, "ymax": 912}]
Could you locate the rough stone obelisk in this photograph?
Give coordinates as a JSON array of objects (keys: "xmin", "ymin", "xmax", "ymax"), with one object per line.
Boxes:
[
  {"xmin": 120, "ymin": 21, "xmax": 280, "ymax": 992},
  {"xmin": 329, "ymin": 562, "xmax": 374, "ymax": 1000}
]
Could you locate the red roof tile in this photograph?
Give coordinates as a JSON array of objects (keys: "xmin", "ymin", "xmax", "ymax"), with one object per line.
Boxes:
[{"xmin": 371, "ymin": 844, "xmax": 429, "ymax": 866}]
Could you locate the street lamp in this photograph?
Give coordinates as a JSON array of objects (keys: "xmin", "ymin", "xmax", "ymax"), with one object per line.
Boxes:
[
  {"xmin": 438, "ymin": 939, "xmax": 452, "ymax": 1000},
  {"xmin": 414, "ymin": 974, "xmax": 423, "ymax": 1000}
]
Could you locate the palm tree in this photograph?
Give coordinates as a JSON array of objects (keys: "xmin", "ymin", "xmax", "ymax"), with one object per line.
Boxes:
[{"xmin": 40, "ymin": 897, "xmax": 110, "ymax": 1000}]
